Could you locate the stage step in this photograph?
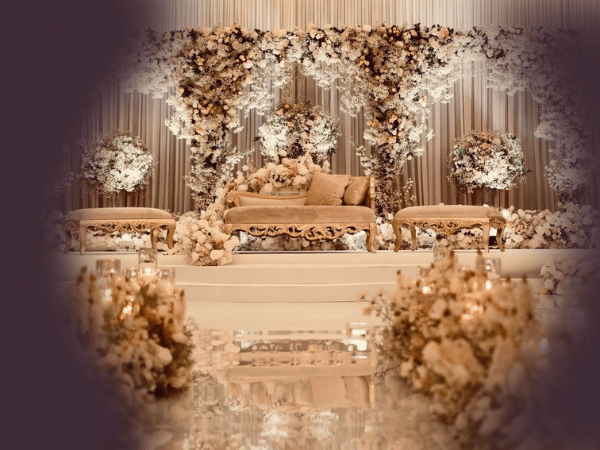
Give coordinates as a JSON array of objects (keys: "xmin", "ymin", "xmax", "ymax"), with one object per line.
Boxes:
[{"xmin": 42, "ymin": 249, "xmax": 567, "ymax": 303}]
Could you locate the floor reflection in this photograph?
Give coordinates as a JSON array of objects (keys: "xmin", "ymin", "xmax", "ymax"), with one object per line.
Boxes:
[{"xmin": 183, "ymin": 324, "xmax": 458, "ymax": 450}]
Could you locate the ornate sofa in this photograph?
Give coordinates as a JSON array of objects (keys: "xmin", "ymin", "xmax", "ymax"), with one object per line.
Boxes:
[{"xmin": 224, "ymin": 173, "xmax": 377, "ymax": 252}]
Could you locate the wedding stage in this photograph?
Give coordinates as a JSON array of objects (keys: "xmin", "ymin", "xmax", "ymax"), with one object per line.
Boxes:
[
  {"xmin": 47, "ymin": 248, "xmax": 585, "ymax": 304},
  {"xmin": 36, "ymin": 1, "xmax": 600, "ymax": 448}
]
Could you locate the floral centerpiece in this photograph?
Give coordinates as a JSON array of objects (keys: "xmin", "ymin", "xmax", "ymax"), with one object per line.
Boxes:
[
  {"xmin": 64, "ymin": 267, "xmax": 194, "ymax": 446},
  {"xmin": 81, "ymin": 132, "xmax": 154, "ymax": 196},
  {"xmin": 364, "ymin": 251, "xmax": 544, "ymax": 445},
  {"xmin": 447, "ymin": 131, "xmax": 528, "ymax": 201},
  {"xmin": 258, "ymin": 102, "xmax": 340, "ymax": 163}
]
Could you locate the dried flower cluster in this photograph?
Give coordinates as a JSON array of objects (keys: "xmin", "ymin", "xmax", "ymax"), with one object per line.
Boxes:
[
  {"xmin": 540, "ymin": 256, "xmax": 600, "ymax": 295},
  {"xmin": 447, "ymin": 131, "xmax": 528, "ymax": 194},
  {"xmin": 259, "ymin": 102, "xmax": 340, "ymax": 162},
  {"xmin": 229, "ymin": 150, "xmax": 329, "ymax": 195},
  {"xmin": 169, "ymin": 208, "xmax": 239, "ymax": 266},
  {"xmin": 120, "ymin": 24, "xmax": 593, "ymax": 209},
  {"xmin": 80, "ymin": 132, "xmax": 154, "ymax": 195},
  {"xmin": 64, "ymin": 267, "xmax": 194, "ymax": 444},
  {"xmin": 364, "ymin": 252, "xmax": 544, "ymax": 445},
  {"xmin": 502, "ymin": 203, "xmax": 600, "ymax": 249},
  {"xmin": 462, "ymin": 26, "xmax": 595, "ymax": 201}
]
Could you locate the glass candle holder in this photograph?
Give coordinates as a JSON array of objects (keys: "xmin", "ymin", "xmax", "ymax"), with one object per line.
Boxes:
[
  {"xmin": 122, "ymin": 267, "xmax": 139, "ymax": 280},
  {"xmin": 483, "ymin": 258, "xmax": 501, "ymax": 279},
  {"xmin": 96, "ymin": 259, "xmax": 121, "ymax": 278},
  {"xmin": 416, "ymin": 265, "xmax": 431, "ymax": 278},
  {"xmin": 95, "ymin": 259, "xmax": 120, "ymax": 307},
  {"xmin": 158, "ymin": 268, "xmax": 175, "ymax": 284},
  {"xmin": 138, "ymin": 248, "xmax": 158, "ymax": 271},
  {"xmin": 433, "ymin": 243, "xmax": 450, "ymax": 261}
]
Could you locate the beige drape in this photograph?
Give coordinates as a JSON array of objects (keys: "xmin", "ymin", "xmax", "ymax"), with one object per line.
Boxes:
[{"xmin": 59, "ymin": 0, "xmax": 600, "ymax": 214}]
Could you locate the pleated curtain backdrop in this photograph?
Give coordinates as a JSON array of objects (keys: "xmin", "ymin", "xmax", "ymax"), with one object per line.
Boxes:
[{"xmin": 59, "ymin": 0, "xmax": 600, "ymax": 215}]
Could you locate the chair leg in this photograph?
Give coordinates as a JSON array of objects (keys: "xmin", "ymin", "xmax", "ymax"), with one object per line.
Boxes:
[
  {"xmin": 410, "ymin": 224, "xmax": 417, "ymax": 251},
  {"xmin": 150, "ymin": 228, "xmax": 158, "ymax": 249},
  {"xmin": 78, "ymin": 224, "xmax": 87, "ymax": 254},
  {"xmin": 392, "ymin": 220, "xmax": 402, "ymax": 252},
  {"xmin": 166, "ymin": 223, "xmax": 176, "ymax": 249},
  {"xmin": 496, "ymin": 225, "xmax": 505, "ymax": 252},
  {"xmin": 483, "ymin": 223, "xmax": 490, "ymax": 252}
]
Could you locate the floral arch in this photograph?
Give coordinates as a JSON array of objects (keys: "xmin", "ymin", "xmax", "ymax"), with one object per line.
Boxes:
[{"xmin": 121, "ymin": 23, "xmax": 594, "ymax": 214}]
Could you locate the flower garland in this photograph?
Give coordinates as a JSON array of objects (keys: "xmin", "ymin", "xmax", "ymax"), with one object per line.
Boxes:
[
  {"xmin": 364, "ymin": 252, "xmax": 544, "ymax": 445},
  {"xmin": 143, "ymin": 25, "xmax": 298, "ymax": 209},
  {"xmin": 447, "ymin": 131, "xmax": 528, "ymax": 195},
  {"xmin": 258, "ymin": 102, "xmax": 340, "ymax": 163},
  {"xmin": 80, "ymin": 132, "xmax": 154, "ymax": 195},
  {"xmin": 44, "ymin": 201, "xmax": 600, "ymax": 259},
  {"xmin": 462, "ymin": 26, "xmax": 594, "ymax": 202},
  {"xmin": 64, "ymin": 267, "xmax": 194, "ymax": 446},
  {"xmin": 121, "ymin": 24, "xmax": 593, "ymax": 211},
  {"xmin": 300, "ymin": 24, "xmax": 460, "ymax": 214}
]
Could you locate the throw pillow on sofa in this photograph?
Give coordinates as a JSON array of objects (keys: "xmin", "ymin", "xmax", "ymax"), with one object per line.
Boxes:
[
  {"xmin": 305, "ymin": 173, "xmax": 351, "ymax": 206},
  {"xmin": 343, "ymin": 177, "xmax": 370, "ymax": 205}
]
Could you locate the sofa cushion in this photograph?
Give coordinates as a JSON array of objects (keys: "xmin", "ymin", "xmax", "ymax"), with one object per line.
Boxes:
[
  {"xmin": 394, "ymin": 205, "xmax": 504, "ymax": 219},
  {"xmin": 225, "ymin": 206, "xmax": 376, "ymax": 224},
  {"xmin": 305, "ymin": 173, "xmax": 351, "ymax": 206},
  {"xmin": 238, "ymin": 196, "xmax": 307, "ymax": 206},
  {"xmin": 343, "ymin": 177, "xmax": 370, "ymax": 206}
]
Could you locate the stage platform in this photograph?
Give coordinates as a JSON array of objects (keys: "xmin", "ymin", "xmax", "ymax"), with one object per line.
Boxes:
[{"xmin": 44, "ymin": 248, "xmax": 595, "ymax": 305}]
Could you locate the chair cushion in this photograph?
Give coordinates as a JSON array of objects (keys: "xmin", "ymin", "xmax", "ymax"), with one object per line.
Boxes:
[
  {"xmin": 65, "ymin": 207, "xmax": 174, "ymax": 221},
  {"xmin": 343, "ymin": 177, "xmax": 370, "ymax": 206},
  {"xmin": 305, "ymin": 173, "xmax": 351, "ymax": 206},
  {"xmin": 394, "ymin": 205, "xmax": 504, "ymax": 220},
  {"xmin": 225, "ymin": 206, "xmax": 375, "ymax": 224}
]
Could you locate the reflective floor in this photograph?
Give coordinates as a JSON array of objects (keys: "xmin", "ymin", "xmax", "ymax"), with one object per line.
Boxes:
[
  {"xmin": 140, "ymin": 293, "xmax": 581, "ymax": 450},
  {"xmin": 184, "ymin": 323, "xmax": 460, "ymax": 450}
]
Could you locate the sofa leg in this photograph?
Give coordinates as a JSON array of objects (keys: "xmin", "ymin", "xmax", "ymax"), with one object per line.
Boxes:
[{"xmin": 367, "ymin": 224, "xmax": 376, "ymax": 252}]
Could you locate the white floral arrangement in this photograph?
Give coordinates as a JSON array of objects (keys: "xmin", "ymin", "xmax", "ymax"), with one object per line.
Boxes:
[
  {"xmin": 447, "ymin": 131, "xmax": 528, "ymax": 194},
  {"xmin": 364, "ymin": 252, "xmax": 544, "ymax": 446},
  {"xmin": 230, "ymin": 150, "xmax": 329, "ymax": 195},
  {"xmin": 122, "ymin": 24, "xmax": 593, "ymax": 210},
  {"xmin": 300, "ymin": 23, "xmax": 460, "ymax": 214},
  {"xmin": 168, "ymin": 198, "xmax": 239, "ymax": 266},
  {"xmin": 540, "ymin": 257, "xmax": 600, "ymax": 295},
  {"xmin": 81, "ymin": 132, "xmax": 154, "ymax": 195},
  {"xmin": 502, "ymin": 203, "xmax": 600, "ymax": 249},
  {"xmin": 258, "ymin": 102, "xmax": 340, "ymax": 162},
  {"xmin": 64, "ymin": 267, "xmax": 194, "ymax": 447},
  {"xmin": 460, "ymin": 26, "xmax": 594, "ymax": 201}
]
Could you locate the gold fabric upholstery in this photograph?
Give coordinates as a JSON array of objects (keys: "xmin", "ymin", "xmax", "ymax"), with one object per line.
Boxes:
[
  {"xmin": 224, "ymin": 205, "xmax": 375, "ymax": 224},
  {"xmin": 305, "ymin": 173, "xmax": 351, "ymax": 206},
  {"xmin": 343, "ymin": 177, "xmax": 370, "ymax": 205}
]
